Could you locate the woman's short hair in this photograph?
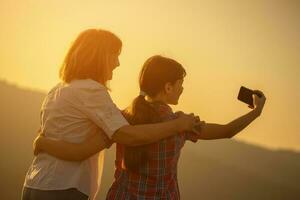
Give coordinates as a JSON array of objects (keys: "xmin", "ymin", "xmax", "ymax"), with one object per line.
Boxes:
[{"xmin": 59, "ymin": 29, "xmax": 122, "ymax": 86}]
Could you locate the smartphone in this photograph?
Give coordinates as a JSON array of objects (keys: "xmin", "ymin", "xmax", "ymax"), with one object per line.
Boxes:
[{"xmin": 237, "ymin": 86, "xmax": 261, "ymax": 107}]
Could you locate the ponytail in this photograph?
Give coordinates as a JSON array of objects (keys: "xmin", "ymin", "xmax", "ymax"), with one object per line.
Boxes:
[{"xmin": 123, "ymin": 94, "xmax": 161, "ymax": 171}]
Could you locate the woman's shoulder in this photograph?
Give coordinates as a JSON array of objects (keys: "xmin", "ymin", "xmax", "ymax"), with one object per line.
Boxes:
[
  {"xmin": 68, "ymin": 79, "xmax": 112, "ymax": 101},
  {"xmin": 44, "ymin": 79, "xmax": 113, "ymax": 106},
  {"xmin": 46, "ymin": 82, "xmax": 63, "ymax": 94},
  {"xmin": 69, "ymin": 79, "xmax": 106, "ymax": 90},
  {"xmin": 46, "ymin": 79, "xmax": 106, "ymax": 94}
]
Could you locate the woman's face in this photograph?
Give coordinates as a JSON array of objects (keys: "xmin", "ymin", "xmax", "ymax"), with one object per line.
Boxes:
[
  {"xmin": 107, "ymin": 53, "xmax": 120, "ymax": 80},
  {"xmin": 166, "ymin": 78, "xmax": 184, "ymax": 105}
]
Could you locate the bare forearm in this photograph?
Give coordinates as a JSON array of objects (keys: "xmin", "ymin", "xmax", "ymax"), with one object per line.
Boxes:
[
  {"xmin": 198, "ymin": 110, "xmax": 260, "ymax": 140},
  {"xmin": 224, "ymin": 109, "xmax": 260, "ymax": 138},
  {"xmin": 39, "ymin": 137, "xmax": 107, "ymax": 161},
  {"xmin": 112, "ymin": 119, "xmax": 181, "ymax": 146}
]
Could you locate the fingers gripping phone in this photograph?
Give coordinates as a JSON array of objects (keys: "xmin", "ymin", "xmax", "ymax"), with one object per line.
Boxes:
[{"xmin": 237, "ymin": 86, "xmax": 262, "ymax": 108}]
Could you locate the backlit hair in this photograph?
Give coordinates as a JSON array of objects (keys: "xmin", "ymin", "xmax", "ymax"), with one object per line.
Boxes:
[{"xmin": 59, "ymin": 29, "xmax": 122, "ymax": 86}]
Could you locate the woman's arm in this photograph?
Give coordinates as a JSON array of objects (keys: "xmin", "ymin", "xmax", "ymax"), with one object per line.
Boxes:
[
  {"xmin": 75, "ymin": 87, "xmax": 200, "ymax": 147},
  {"xmin": 34, "ymin": 130, "xmax": 111, "ymax": 161},
  {"xmin": 34, "ymin": 113, "xmax": 198, "ymax": 160},
  {"xmin": 197, "ymin": 91, "xmax": 266, "ymax": 140},
  {"xmin": 112, "ymin": 113, "xmax": 199, "ymax": 146}
]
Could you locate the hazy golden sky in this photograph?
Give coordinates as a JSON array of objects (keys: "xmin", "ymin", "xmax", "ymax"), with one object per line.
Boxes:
[{"xmin": 0, "ymin": 0, "xmax": 299, "ymax": 151}]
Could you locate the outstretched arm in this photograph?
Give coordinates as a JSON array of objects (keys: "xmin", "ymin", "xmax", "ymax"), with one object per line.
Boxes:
[
  {"xmin": 198, "ymin": 110, "xmax": 259, "ymax": 139},
  {"xmin": 197, "ymin": 91, "xmax": 266, "ymax": 140},
  {"xmin": 34, "ymin": 129, "xmax": 112, "ymax": 161}
]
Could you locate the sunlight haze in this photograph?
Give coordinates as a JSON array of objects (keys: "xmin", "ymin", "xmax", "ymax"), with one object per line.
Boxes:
[{"xmin": 0, "ymin": 0, "xmax": 299, "ymax": 151}]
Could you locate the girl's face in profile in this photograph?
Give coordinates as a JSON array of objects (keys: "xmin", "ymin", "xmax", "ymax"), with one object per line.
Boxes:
[
  {"xmin": 107, "ymin": 53, "xmax": 120, "ymax": 80},
  {"xmin": 166, "ymin": 78, "xmax": 184, "ymax": 105}
]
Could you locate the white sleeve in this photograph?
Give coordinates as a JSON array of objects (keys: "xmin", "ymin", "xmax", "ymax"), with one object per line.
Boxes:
[{"xmin": 73, "ymin": 87, "xmax": 129, "ymax": 138}]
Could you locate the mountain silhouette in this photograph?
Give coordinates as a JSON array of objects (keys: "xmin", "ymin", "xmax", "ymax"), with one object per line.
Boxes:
[{"xmin": 0, "ymin": 80, "xmax": 299, "ymax": 200}]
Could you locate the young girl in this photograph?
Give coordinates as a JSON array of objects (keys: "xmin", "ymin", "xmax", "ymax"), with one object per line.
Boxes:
[
  {"xmin": 22, "ymin": 30, "xmax": 198, "ymax": 200},
  {"xmin": 35, "ymin": 55, "xmax": 265, "ymax": 200},
  {"xmin": 105, "ymin": 55, "xmax": 266, "ymax": 199}
]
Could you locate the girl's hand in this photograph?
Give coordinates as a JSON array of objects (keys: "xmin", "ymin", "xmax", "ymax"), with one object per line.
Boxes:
[{"xmin": 252, "ymin": 90, "xmax": 266, "ymax": 116}]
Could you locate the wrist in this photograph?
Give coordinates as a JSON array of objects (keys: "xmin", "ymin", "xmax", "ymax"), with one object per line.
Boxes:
[{"xmin": 252, "ymin": 108, "xmax": 261, "ymax": 118}]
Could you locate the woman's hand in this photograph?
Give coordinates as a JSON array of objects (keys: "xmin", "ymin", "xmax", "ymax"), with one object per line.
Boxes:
[
  {"xmin": 175, "ymin": 111, "xmax": 203, "ymax": 132},
  {"xmin": 252, "ymin": 90, "xmax": 266, "ymax": 116}
]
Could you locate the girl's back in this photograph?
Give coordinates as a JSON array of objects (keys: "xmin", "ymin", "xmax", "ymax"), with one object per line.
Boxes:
[{"xmin": 107, "ymin": 102, "xmax": 198, "ymax": 200}]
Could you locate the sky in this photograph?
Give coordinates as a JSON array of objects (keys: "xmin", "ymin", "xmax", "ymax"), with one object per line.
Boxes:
[{"xmin": 0, "ymin": 0, "xmax": 299, "ymax": 151}]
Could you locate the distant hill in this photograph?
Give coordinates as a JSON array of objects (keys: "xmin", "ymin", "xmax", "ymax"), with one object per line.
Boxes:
[
  {"xmin": 0, "ymin": 80, "xmax": 45, "ymax": 200},
  {"xmin": 0, "ymin": 80, "xmax": 299, "ymax": 200}
]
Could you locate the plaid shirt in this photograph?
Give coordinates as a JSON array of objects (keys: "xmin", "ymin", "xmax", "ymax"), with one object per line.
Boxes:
[{"xmin": 106, "ymin": 103, "xmax": 199, "ymax": 200}]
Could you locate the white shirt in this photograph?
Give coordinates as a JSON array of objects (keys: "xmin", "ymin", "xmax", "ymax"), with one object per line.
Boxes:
[{"xmin": 24, "ymin": 79, "xmax": 128, "ymax": 199}]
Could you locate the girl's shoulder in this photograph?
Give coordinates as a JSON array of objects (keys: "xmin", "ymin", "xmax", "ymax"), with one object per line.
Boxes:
[{"xmin": 151, "ymin": 102, "xmax": 175, "ymax": 120}]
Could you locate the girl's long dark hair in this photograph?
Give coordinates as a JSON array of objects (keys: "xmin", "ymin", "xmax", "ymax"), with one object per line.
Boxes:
[{"xmin": 123, "ymin": 55, "xmax": 186, "ymax": 171}]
